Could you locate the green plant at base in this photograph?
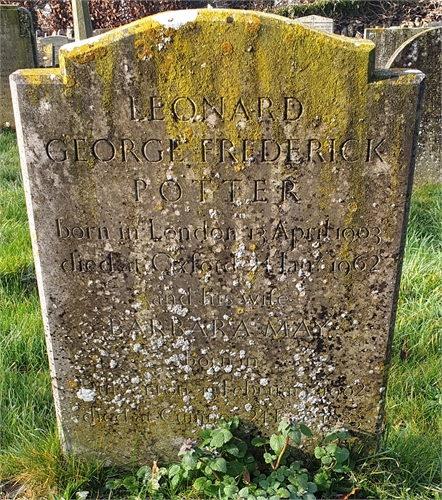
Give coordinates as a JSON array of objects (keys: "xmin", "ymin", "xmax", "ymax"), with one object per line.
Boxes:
[
  {"xmin": 313, "ymin": 427, "xmax": 354, "ymax": 493},
  {"xmin": 105, "ymin": 462, "xmax": 168, "ymax": 500},
  {"xmin": 105, "ymin": 415, "xmax": 355, "ymax": 499},
  {"xmin": 171, "ymin": 415, "xmax": 257, "ymax": 498}
]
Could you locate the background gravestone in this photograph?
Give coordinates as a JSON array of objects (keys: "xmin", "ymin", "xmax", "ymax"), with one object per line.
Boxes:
[
  {"xmin": 294, "ymin": 15, "xmax": 334, "ymax": 33},
  {"xmin": 37, "ymin": 35, "xmax": 71, "ymax": 67},
  {"xmin": 0, "ymin": 5, "xmax": 36, "ymax": 128},
  {"xmin": 11, "ymin": 9, "xmax": 424, "ymax": 464},
  {"xmin": 387, "ymin": 27, "xmax": 442, "ymax": 185},
  {"xmin": 364, "ymin": 27, "xmax": 430, "ymax": 68}
]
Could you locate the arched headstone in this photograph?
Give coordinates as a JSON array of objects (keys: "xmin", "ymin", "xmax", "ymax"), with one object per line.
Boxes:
[{"xmin": 11, "ymin": 9, "xmax": 424, "ymax": 463}]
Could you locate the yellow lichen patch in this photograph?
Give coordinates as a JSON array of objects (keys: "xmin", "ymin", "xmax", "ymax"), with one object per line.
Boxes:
[
  {"xmin": 21, "ymin": 73, "xmax": 41, "ymax": 87},
  {"xmin": 62, "ymin": 74, "xmax": 76, "ymax": 97},
  {"xmin": 146, "ymin": 27, "xmax": 163, "ymax": 44},
  {"xmin": 135, "ymin": 39, "xmax": 154, "ymax": 60},
  {"xmin": 221, "ymin": 41, "xmax": 233, "ymax": 55},
  {"xmin": 67, "ymin": 380, "xmax": 78, "ymax": 389},
  {"xmin": 68, "ymin": 43, "xmax": 106, "ymax": 64},
  {"xmin": 233, "ymin": 163, "xmax": 246, "ymax": 172},
  {"xmin": 161, "ymin": 56, "xmax": 174, "ymax": 76},
  {"xmin": 63, "ymin": 75, "xmax": 75, "ymax": 88},
  {"xmin": 94, "ymin": 45, "xmax": 115, "ymax": 116},
  {"xmin": 17, "ymin": 68, "xmax": 60, "ymax": 86},
  {"xmin": 245, "ymin": 15, "xmax": 261, "ymax": 36}
]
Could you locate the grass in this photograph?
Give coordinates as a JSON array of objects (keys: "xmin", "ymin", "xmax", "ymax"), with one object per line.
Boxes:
[{"xmin": 0, "ymin": 127, "xmax": 441, "ymax": 499}]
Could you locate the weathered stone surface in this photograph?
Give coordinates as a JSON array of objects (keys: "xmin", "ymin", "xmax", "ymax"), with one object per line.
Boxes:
[
  {"xmin": 387, "ymin": 27, "xmax": 441, "ymax": 185},
  {"xmin": 11, "ymin": 9, "xmax": 424, "ymax": 464},
  {"xmin": 294, "ymin": 15, "xmax": 334, "ymax": 33},
  {"xmin": 364, "ymin": 27, "xmax": 430, "ymax": 68},
  {"xmin": 0, "ymin": 5, "xmax": 36, "ymax": 128}
]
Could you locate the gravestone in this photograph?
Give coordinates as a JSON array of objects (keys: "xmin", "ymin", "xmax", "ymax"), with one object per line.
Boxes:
[
  {"xmin": 364, "ymin": 27, "xmax": 430, "ymax": 68},
  {"xmin": 0, "ymin": 5, "xmax": 36, "ymax": 128},
  {"xmin": 387, "ymin": 28, "xmax": 441, "ymax": 185},
  {"xmin": 37, "ymin": 35, "xmax": 71, "ymax": 67},
  {"xmin": 294, "ymin": 15, "xmax": 334, "ymax": 33},
  {"xmin": 11, "ymin": 9, "xmax": 424, "ymax": 464}
]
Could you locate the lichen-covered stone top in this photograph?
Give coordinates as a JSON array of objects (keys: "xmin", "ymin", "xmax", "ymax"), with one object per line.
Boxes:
[{"xmin": 11, "ymin": 9, "xmax": 424, "ymax": 464}]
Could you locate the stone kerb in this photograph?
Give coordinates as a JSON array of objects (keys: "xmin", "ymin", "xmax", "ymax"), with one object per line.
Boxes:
[
  {"xmin": 11, "ymin": 9, "xmax": 424, "ymax": 464},
  {"xmin": 387, "ymin": 27, "xmax": 442, "ymax": 185}
]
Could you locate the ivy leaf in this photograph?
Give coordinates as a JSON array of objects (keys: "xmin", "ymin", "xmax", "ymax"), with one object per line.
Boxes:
[
  {"xmin": 270, "ymin": 434, "xmax": 286, "ymax": 454},
  {"xmin": 224, "ymin": 484, "xmax": 239, "ymax": 497},
  {"xmin": 299, "ymin": 422, "xmax": 313, "ymax": 437},
  {"xmin": 307, "ymin": 481, "xmax": 318, "ymax": 493},
  {"xmin": 335, "ymin": 447, "xmax": 350, "ymax": 463},
  {"xmin": 212, "ymin": 457, "xmax": 228, "ymax": 473},
  {"xmin": 200, "ymin": 429, "xmax": 212, "ymax": 441},
  {"xmin": 136, "ymin": 465, "xmax": 150, "ymax": 479},
  {"xmin": 122, "ymin": 476, "xmax": 139, "ymax": 494},
  {"xmin": 304, "ymin": 494, "xmax": 318, "ymax": 500},
  {"xmin": 324, "ymin": 432, "xmax": 338, "ymax": 444},
  {"xmin": 210, "ymin": 428, "xmax": 233, "ymax": 448},
  {"xmin": 252, "ymin": 437, "xmax": 269, "ymax": 447},
  {"xmin": 290, "ymin": 461, "xmax": 300, "ymax": 471},
  {"xmin": 314, "ymin": 447, "xmax": 326, "ymax": 459},
  {"xmin": 337, "ymin": 430, "xmax": 349, "ymax": 442},
  {"xmin": 276, "ymin": 470, "xmax": 285, "ymax": 482},
  {"xmin": 297, "ymin": 472, "xmax": 309, "ymax": 489},
  {"xmin": 229, "ymin": 416, "xmax": 240, "ymax": 430},
  {"xmin": 237, "ymin": 440, "xmax": 248, "ymax": 457},
  {"xmin": 226, "ymin": 460, "xmax": 244, "ymax": 476},
  {"xmin": 326, "ymin": 443, "xmax": 338, "ymax": 454},
  {"xmin": 170, "ymin": 474, "xmax": 181, "ymax": 488},
  {"xmin": 168, "ymin": 464, "xmax": 181, "ymax": 478},
  {"xmin": 193, "ymin": 477, "xmax": 209, "ymax": 491},
  {"xmin": 278, "ymin": 419, "xmax": 290, "ymax": 433},
  {"xmin": 182, "ymin": 452, "xmax": 198, "ymax": 469},
  {"xmin": 276, "ymin": 487, "xmax": 291, "ymax": 498},
  {"xmin": 205, "ymin": 483, "xmax": 220, "ymax": 496},
  {"xmin": 105, "ymin": 479, "xmax": 123, "ymax": 491},
  {"xmin": 238, "ymin": 486, "xmax": 251, "ymax": 497},
  {"xmin": 259, "ymin": 479, "xmax": 269, "ymax": 489},
  {"xmin": 225, "ymin": 441, "xmax": 240, "ymax": 457},
  {"xmin": 288, "ymin": 428, "xmax": 301, "ymax": 445}
]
